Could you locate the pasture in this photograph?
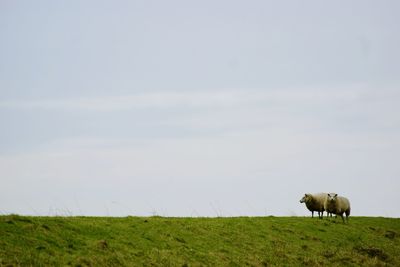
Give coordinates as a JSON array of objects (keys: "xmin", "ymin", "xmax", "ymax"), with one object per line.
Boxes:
[{"xmin": 1, "ymin": 215, "xmax": 399, "ymax": 266}]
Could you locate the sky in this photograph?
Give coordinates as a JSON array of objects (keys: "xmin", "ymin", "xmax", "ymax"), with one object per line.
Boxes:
[{"xmin": 1, "ymin": 0, "xmax": 399, "ymax": 217}]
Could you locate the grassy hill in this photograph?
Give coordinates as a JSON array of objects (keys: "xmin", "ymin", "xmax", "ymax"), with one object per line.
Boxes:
[{"xmin": 1, "ymin": 215, "xmax": 399, "ymax": 266}]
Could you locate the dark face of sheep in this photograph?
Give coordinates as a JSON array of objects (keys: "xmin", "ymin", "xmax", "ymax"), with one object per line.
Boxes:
[{"xmin": 300, "ymin": 194, "xmax": 310, "ymax": 203}]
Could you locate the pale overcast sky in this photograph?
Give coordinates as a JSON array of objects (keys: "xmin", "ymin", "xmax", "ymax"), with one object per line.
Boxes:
[{"xmin": 1, "ymin": 1, "xmax": 399, "ymax": 217}]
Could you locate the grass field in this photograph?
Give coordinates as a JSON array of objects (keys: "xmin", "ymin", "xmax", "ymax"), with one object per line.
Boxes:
[{"xmin": 1, "ymin": 215, "xmax": 399, "ymax": 266}]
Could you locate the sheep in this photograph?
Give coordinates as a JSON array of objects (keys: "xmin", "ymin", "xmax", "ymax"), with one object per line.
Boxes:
[
  {"xmin": 324, "ymin": 193, "xmax": 351, "ymax": 223},
  {"xmin": 299, "ymin": 193, "xmax": 327, "ymax": 219}
]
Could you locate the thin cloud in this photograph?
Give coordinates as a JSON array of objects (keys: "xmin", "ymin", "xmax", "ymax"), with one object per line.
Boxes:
[
  {"xmin": 0, "ymin": 84, "xmax": 375, "ymax": 112},
  {"xmin": 0, "ymin": 91, "xmax": 254, "ymax": 111}
]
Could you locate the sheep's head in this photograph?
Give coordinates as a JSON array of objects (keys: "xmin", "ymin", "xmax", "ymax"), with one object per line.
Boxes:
[
  {"xmin": 327, "ymin": 193, "xmax": 338, "ymax": 203},
  {"xmin": 300, "ymin": 194, "xmax": 311, "ymax": 203}
]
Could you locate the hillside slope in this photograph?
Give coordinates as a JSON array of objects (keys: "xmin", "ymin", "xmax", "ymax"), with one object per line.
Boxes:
[{"xmin": 1, "ymin": 215, "xmax": 399, "ymax": 266}]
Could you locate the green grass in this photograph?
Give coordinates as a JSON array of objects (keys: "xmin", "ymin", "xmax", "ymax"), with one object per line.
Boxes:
[{"xmin": 1, "ymin": 215, "xmax": 399, "ymax": 266}]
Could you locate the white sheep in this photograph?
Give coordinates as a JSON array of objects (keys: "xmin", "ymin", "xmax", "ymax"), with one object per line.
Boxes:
[
  {"xmin": 299, "ymin": 193, "xmax": 327, "ymax": 219},
  {"xmin": 324, "ymin": 193, "xmax": 351, "ymax": 223}
]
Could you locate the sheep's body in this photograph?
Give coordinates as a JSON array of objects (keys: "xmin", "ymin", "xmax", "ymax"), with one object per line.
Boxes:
[
  {"xmin": 324, "ymin": 193, "xmax": 351, "ymax": 223},
  {"xmin": 300, "ymin": 193, "xmax": 327, "ymax": 219}
]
